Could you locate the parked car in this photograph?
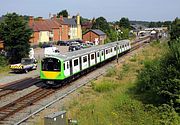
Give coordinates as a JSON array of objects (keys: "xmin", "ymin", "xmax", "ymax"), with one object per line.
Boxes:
[
  {"xmin": 57, "ymin": 40, "xmax": 67, "ymax": 46},
  {"xmin": 69, "ymin": 45, "xmax": 82, "ymax": 51},
  {"xmin": 41, "ymin": 42, "xmax": 52, "ymax": 48}
]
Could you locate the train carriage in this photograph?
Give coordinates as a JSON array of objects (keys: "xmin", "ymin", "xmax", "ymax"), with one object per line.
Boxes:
[{"xmin": 40, "ymin": 40, "xmax": 131, "ymax": 86}]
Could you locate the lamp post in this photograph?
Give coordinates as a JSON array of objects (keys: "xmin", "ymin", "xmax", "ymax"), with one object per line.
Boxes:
[{"xmin": 116, "ymin": 29, "xmax": 121, "ymax": 41}]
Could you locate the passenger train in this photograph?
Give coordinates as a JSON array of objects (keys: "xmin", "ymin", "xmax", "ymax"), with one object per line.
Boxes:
[{"xmin": 40, "ymin": 40, "xmax": 131, "ymax": 86}]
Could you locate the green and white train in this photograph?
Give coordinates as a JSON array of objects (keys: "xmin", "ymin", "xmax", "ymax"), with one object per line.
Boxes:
[{"xmin": 40, "ymin": 40, "xmax": 131, "ymax": 87}]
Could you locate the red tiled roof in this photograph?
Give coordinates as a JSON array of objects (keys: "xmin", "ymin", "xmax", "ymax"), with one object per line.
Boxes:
[{"xmin": 45, "ymin": 19, "xmax": 60, "ymax": 29}]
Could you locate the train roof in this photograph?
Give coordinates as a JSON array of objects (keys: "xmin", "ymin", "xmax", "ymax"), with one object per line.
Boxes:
[{"xmin": 46, "ymin": 40, "xmax": 130, "ymax": 61}]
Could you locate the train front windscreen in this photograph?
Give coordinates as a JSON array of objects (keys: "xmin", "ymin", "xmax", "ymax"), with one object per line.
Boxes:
[{"xmin": 42, "ymin": 58, "xmax": 61, "ymax": 72}]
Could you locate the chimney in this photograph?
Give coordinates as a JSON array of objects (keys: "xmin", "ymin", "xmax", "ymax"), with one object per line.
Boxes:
[
  {"xmin": 38, "ymin": 17, "xmax": 43, "ymax": 21},
  {"xmin": 77, "ymin": 13, "xmax": 80, "ymax": 25},
  {"xmin": 60, "ymin": 15, "xmax": 63, "ymax": 21},
  {"xmin": 53, "ymin": 14, "xmax": 56, "ymax": 20},
  {"xmin": 29, "ymin": 16, "xmax": 34, "ymax": 26}
]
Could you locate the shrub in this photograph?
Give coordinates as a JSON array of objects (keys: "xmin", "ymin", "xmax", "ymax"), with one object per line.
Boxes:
[
  {"xmin": 0, "ymin": 56, "xmax": 8, "ymax": 67},
  {"xmin": 136, "ymin": 38, "xmax": 180, "ymax": 112}
]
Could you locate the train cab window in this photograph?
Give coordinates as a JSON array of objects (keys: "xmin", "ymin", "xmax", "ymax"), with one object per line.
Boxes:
[
  {"xmin": 91, "ymin": 54, "xmax": 95, "ymax": 60},
  {"xmin": 83, "ymin": 56, "xmax": 87, "ymax": 63},
  {"xmin": 74, "ymin": 59, "xmax": 78, "ymax": 66},
  {"xmin": 42, "ymin": 58, "xmax": 61, "ymax": 71}
]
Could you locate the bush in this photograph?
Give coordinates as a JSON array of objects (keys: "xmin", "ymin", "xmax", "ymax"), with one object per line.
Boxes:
[
  {"xmin": 0, "ymin": 56, "xmax": 8, "ymax": 67},
  {"xmin": 136, "ymin": 38, "xmax": 180, "ymax": 112}
]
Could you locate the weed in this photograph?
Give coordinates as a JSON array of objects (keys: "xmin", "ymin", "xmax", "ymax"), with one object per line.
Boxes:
[
  {"xmin": 105, "ymin": 67, "xmax": 116, "ymax": 77},
  {"xmin": 92, "ymin": 80, "xmax": 118, "ymax": 93}
]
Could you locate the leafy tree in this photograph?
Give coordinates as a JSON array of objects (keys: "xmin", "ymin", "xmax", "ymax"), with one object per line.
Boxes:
[
  {"xmin": 170, "ymin": 18, "xmax": 180, "ymax": 40},
  {"xmin": 92, "ymin": 17, "xmax": 110, "ymax": 33},
  {"xmin": 118, "ymin": 17, "xmax": 130, "ymax": 29},
  {"xmin": 0, "ymin": 13, "xmax": 32, "ymax": 63},
  {"xmin": 57, "ymin": 10, "xmax": 68, "ymax": 17},
  {"xmin": 137, "ymin": 39, "xmax": 180, "ymax": 112}
]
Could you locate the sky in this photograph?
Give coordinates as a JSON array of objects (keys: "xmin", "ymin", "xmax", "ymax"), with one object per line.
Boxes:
[{"xmin": 0, "ymin": 0, "xmax": 180, "ymax": 22}]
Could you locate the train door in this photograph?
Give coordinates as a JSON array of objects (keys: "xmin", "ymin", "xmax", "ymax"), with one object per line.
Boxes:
[
  {"xmin": 96, "ymin": 51, "xmax": 100, "ymax": 63},
  {"xmin": 72, "ymin": 58, "xmax": 80, "ymax": 74},
  {"xmin": 64, "ymin": 61, "xmax": 70, "ymax": 77},
  {"xmin": 81, "ymin": 55, "xmax": 88, "ymax": 70},
  {"xmin": 100, "ymin": 50, "xmax": 105, "ymax": 62},
  {"xmin": 90, "ymin": 53, "xmax": 95, "ymax": 66}
]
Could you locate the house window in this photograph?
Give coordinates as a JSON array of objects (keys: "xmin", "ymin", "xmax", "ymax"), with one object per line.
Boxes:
[
  {"xmin": 91, "ymin": 54, "xmax": 95, "ymax": 60},
  {"xmin": 74, "ymin": 59, "xmax": 78, "ymax": 66},
  {"xmin": 83, "ymin": 56, "xmax": 87, "ymax": 63}
]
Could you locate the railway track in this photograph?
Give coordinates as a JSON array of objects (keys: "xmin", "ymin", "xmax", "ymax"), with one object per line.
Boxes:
[
  {"xmin": 0, "ymin": 37, "xmax": 151, "ymax": 124},
  {"xmin": 0, "ymin": 87, "xmax": 55, "ymax": 122},
  {"xmin": 0, "ymin": 77, "xmax": 41, "ymax": 99}
]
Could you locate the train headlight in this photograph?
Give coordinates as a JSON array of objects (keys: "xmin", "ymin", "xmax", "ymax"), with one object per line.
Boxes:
[{"xmin": 46, "ymin": 81, "xmax": 54, "ymax": 85}]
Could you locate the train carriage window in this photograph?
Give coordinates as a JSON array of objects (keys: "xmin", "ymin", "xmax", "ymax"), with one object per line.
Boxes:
[
  {"xmin": 64, "ymin": 63, "xmax": 65, "ymax": 70},
  {"xmin": 74, "ymin": 59, "xmax": 78, "ymax": 66},
  {"xmin": 120, "ymin": 46, "xmax": 122, "ymax": 49},
  {"xmin": 42, "ymin": 58, "xmax": 61, "ymax": 71},
  {"xmin": 67, "ymin": 62, "xmax": 69, "ymax": 69},
  {"xmin": 111, "ymin": 48, "xmax": 112, "ymax": 52},
  {"xmin": 83, "ymin": 56, "xmax": 87, "ymax": 63},
  {"xmin": 114, "ymin": 47, "xmax": 116, "ymax": 51},
  {"xmin": 97, "ymin": 52, "xmax": 100, "ymax": 57},
  {"xmin": 106, "ymin": 50, "xmax": 108, "ymax": 54},
  {"xmin": 91, "ymin": 54, "xmax": 95, "ymax": 60},
  {"xmin": 102, "ymin": 51, "xmax": 104, "ymax": 56}
]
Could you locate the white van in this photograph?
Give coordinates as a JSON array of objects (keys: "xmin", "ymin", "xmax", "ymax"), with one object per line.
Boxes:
[
  {"xmin": 44, "ymin": 47, "xmax": 59, "ymax": 57},
  {"xmin": 29, "ymin": 48, "xmax": 35, "ymax": 59}
]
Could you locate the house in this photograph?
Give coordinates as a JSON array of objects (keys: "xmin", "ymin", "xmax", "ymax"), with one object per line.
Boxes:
[
  {"xmin": 63, "ymin": 13, "xmax": 82, "ymax": 40},
  {"xmin": 83, "ymin": 29, "xmax": 107, "ymax": 45},
  {"xmin": 29, "ymin": 16, "xmax": 69, "ymax": 45},
  {"xmin": 51, "ymin": 15, "xmax": 69, "ymax": 41}
]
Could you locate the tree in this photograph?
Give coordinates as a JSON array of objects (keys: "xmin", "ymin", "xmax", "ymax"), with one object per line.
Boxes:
[
  {"xmin": 170, "ymin": 18, "xmax": 180, "ymax": 40},
  {"xmin": 57, "ymin": 10, "xmax": 68, "ymax": 17},
  {"xmin": 118, "ymin": 17, "xmax": 130, "ymax": 29},
  {"xmin": 92, "ymin": 17, "xmax": 110, "ymax": 33},
  {"xmin": 0, "ymin": 13, "xmax": 32, "ymax": 63},
  {"xmin": 137, "ymin": 39, "xmax": 180, "ymax": 112}
]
